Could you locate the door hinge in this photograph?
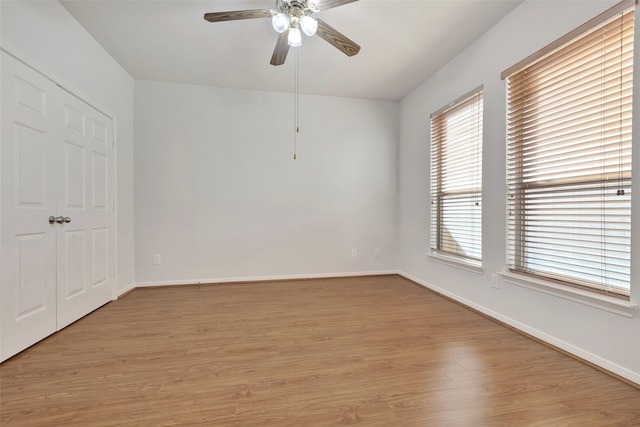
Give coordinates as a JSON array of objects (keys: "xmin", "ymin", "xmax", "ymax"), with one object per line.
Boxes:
[
  {"xmin": 112, "ymin": 200, "xmax": 116, "ymax": 211},
  {"xmin": 112, "ymin": 267, "xmax": 116, "ymax": 277},
  {"xmin": 112, "ymin": 135, "xmax": 116, "ymax": 146}
]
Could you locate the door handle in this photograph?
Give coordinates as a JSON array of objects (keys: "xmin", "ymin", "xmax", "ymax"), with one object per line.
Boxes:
[{"xmin": 48, "ymin": 216, "xmax": 71, "ymax": 224}]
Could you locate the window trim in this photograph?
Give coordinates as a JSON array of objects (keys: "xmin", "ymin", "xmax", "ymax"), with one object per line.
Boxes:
[
  {"xmin": 429, "ymin": 85, "xmax": 484, "ymax": 265},
  {"xmin": 427, "ymin": 252, "xmax": 484, "ymax": 274},
  {"xmin": 499, "ymin": 271, "xmax": 637, "ymax": 318}
]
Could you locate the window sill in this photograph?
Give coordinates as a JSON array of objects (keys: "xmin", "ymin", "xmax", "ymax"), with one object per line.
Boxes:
[
  {"xmin": 426, "ymin": 252, "xmax": 484, "ymax": 274},
  {"xmin": 499, "ymin": 271, "xmax": 637, "ymax": 318}
]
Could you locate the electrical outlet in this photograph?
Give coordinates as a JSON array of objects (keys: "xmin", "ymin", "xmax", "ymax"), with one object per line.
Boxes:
[
  {"xmin": 374, "ymin": 248, "xmax": 380, "ymax": 257},
  {"xmin": 491, "ymin": 273, "xmax": 500, "ymax": 289},
  {"xmin": 153, "ymin": 254, "xmax": 161, "ymax": 265},
  {"xmin": 351, "ymin": 249, "xmax": 357, "ymax": 258}
]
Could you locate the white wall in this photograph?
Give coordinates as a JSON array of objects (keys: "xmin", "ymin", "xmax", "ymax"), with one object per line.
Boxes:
[
  {"xmin": 398, "ymin": 0, "xmax": 640, "ymax": 384},
  {"xmin": 3, "ymin": 0, "xmax": 638, "ymax": 386},
  {"xmin": 0, "ymin": 0, "xmax": 136, "ymax": 294},
  {"xmin": 135, "ymin": 80, "xmax": 398, "ymax": 284}
]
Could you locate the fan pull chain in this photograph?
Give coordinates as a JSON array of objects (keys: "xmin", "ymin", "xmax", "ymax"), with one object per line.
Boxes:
[{"xmin": 293, "ymin": 48, "xmax": 300, "ymax": 160}]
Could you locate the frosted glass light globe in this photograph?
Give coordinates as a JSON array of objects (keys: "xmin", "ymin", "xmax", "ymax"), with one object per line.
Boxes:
[
  {"xmin": 299, "ymin": 16, "xmax": 318, "ymax": 37},
  {"xmin": 288, "ymin": 27, "xmax": 302, "ymax": 47},
  {"xmin": 272, "ymin": 13, "xmax": 290, "ymax": 33}
]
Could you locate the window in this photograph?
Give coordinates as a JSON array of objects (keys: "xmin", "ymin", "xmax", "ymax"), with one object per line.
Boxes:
[
  {"xmin": 430, "ymin": 87, "xmax": 483, "ymax": 265},
  {"xmin": 503, "ymin": 1, "xmax": 634, "ymax": 297}
]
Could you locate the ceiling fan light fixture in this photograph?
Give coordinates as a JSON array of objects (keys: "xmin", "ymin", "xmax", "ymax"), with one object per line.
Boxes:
[
  {"xmin": 288, "ymin": 27, "xmax": 302, "ymax": 47},
  {"xmin": 299, "ymin": 15, "xmax": 318, "ymax": 37},
  {"xmin": 272, "ymin": 13, "xmax": 290, "ymax": 33},
  {"xmin": 203, "ymin": 0, "xmax": 362, "ymax": 66}
]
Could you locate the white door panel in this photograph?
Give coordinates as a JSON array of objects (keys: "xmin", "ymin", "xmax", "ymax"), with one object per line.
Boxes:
[
  {"xmin": 1, "ymin": 52, "xmax": 58, "ymax": 360},
  {"xmin": 56, "ymin": 91, "xmax": 113, "ymax": 330},
  {"xmin": 92, "ymin": 151, "xmax": 109, "ymax": 210},
  {"xmin": 63, "ymin": 140, "xmax": 86, "ymax": 210},
  {"xmin": 14, "ymin": 233, "xmax": 50, "ymax": 318},
  {"xmin": 92, "ymin": 226, "xmax": 109, "ymax": 288}
]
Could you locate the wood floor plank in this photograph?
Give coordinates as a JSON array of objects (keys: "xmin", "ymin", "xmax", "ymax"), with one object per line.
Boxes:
[{"xmin": 1, "ymin": 275, "xmax": 639, "ymax": 426}]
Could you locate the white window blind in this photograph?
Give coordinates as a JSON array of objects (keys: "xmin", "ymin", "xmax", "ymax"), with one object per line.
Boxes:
[
  {"xmin": 505, "ymin": 4, "xmax": 634, "ymax": 297},
  {"xmin": 430, "ymin": 88, "xmax": 483, "ymax": 263}
]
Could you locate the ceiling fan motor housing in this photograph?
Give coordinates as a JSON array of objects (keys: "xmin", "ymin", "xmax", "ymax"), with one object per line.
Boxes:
[{"xmin": 277, "ymin": 0, "xmax": 317, "ymax": 22}]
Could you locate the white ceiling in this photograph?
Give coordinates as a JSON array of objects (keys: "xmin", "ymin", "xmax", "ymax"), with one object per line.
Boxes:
[{"xmin": 61, "ymin": 0, "xmax": 523, "ymax": 101}]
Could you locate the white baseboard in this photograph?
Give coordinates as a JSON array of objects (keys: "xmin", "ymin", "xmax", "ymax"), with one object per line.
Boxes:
[
  {"xmin": 116, "ymin": 283, "xmax": 136, "ymax": 299},
  {"xmin": 398, "ymin": 271, "xmax": 640, "ymax": 387},
  {"xmin": 133, "ymin": 270, "xmax": 399, "ymax": 288}
]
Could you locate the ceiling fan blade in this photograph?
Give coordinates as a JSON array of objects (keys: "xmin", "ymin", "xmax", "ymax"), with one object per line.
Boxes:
[
  {"xmin": 204, "ymin": 9, "xmax": 272, "ymax": 23},
  {"xmin": 315, "ymin": 19, "xmax": 361, "ymax": 57},
  {"xmin": 270, "ymin": 30, "xmax": 290, "ymax": 66},
  {"xmin": 312, "ymin": 0, "xmax": 359, "ymax": 12}
]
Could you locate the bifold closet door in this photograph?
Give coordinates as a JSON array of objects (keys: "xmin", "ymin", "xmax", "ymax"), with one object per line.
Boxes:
[
  {"xmin": 1, "ymin": 52, "xmax": 115, "ymax": 361},
  {"xmin": 1, "ymin": 52, "xmax": 59, "ymax": 359},
  {"xmin": 56, "ymin": 90, "xmax": 115, "ymax": 330}
]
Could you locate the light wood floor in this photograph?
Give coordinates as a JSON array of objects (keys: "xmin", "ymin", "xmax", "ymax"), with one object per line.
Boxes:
[{"xmin": 1, "ymin": 275, "xmax": 639, "ymax": 426}]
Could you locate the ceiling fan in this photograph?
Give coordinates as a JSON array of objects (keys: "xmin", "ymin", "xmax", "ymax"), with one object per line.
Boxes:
[{"xmin": 203, "ymin": 0, "xmax": 361, "ymax": 66}]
